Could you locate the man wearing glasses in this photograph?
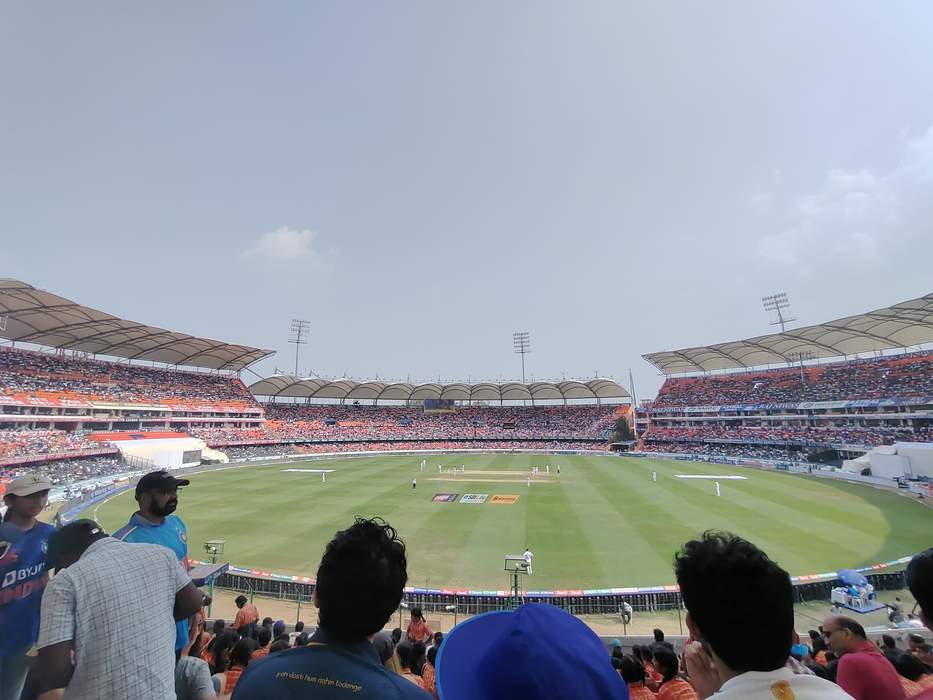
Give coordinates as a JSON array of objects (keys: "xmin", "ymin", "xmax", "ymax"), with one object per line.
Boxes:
[{"xmin": 821, "ymin": 616, "xmax": 905, "ymax": 700}]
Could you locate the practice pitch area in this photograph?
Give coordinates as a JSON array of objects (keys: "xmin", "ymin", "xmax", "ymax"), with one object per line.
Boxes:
[{"xmin": 87, "ymin": 453, "xmax": 933, "ymax": 590}]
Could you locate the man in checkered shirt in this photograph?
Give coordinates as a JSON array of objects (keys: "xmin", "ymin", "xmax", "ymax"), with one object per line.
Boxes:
[{"xmin": 36, "ymin": 520, "xmax": 204, "ymax": 699}]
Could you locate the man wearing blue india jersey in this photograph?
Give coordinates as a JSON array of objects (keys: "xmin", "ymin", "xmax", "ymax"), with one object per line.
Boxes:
[
  {"xmin": 0, "ymin": 473, "xmax": 54, "ymax": 700},
  {"xmin": 113, "ymin": 470, "xmax": 192, "ymax": 654}
]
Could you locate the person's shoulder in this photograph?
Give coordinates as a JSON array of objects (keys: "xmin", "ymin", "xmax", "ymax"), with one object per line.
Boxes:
[
  {"xmin": 790, "ymin": 673, "xmax": 855, "ymax": 698},
  {"xmin": 34, "ymin": 521, "xmax": 56, "ymax": 538},
  {"xmin": 111, "ymin": 518, "xmax": 138, "ymax": 540},
  {"xmin": 167, "ymin": 514, "xmax": 187, "ymax": 530}
]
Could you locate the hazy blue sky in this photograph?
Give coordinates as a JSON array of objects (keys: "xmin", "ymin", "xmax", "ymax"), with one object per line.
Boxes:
[{"xmin": 3, "ymin": 2, "xmax": 932, "ymax": 399}]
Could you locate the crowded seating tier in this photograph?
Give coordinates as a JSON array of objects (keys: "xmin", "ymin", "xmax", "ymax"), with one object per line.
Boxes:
[
  {"xmin": 0, "ymin": 347, "xmax": 259, "ymax": 407},
  {"xmin": 653, "ymin": 352, "xmax": 933, "ymax": 408}
]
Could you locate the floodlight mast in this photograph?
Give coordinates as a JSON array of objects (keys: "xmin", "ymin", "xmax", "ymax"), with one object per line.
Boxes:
[
  {"xmin": 288, "ymin": 319, "xmax": 310, "ymax": 377},
  {"xmin": 512, "ymin": 331, "xmax": 531, "ymax": 384},
  {"xmin": 787, "ymin": 350, "xmax": 817, "ymax": 385},
  {"xmin": 762, "ymin": 292, "xmax": 796, "ymax": 333}
]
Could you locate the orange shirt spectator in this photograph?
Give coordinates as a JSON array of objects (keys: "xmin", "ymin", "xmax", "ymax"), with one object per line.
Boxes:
[
  {"xmin": 231, "ymin": 596, "xmax": 259, "ymax": 632},
  {"xmin": 656, "ymin": 678, "xmax": 699, "ymax": 700},
  {"xmin": 405, "ymin": 608, "xmax": 433, "ymax": 643},
  {"xmin": 224, "ymin": 666, "xmax": 245, "ymax": 696},
  {"xmin": 422, "ymin": 647, "xmax": 439, "ymax": 699},
  {"xmin": 628, "ymin": 682, "xmax": 658, "ymax": 699}
]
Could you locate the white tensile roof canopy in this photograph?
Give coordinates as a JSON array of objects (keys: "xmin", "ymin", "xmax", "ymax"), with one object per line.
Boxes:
[
  {"xmin": 0, "ymin": 279, "xmax": 274, "ymax": 371},
  {"xmin": 249, "ymin": 376, "xmax": 629, "ymax": 402},
  {"xmin": 643, "ymin": 292, "xmax": 933, "ymax": 375}
]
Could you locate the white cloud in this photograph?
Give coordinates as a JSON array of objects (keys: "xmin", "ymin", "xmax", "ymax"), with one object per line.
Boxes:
[
  {"xmin": 746, "ymin": 191, "xmax": 775, "ymax": 214},
  {"xmin": 754, "ymin": 127, "xmax": 933, "ymax": 270},
  {"xmin": 244, "ymin": 227, "xmax": 320, "ymax": 261}
]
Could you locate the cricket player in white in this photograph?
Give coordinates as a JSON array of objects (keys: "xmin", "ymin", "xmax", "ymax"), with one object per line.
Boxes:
[
  {"xmin": 412, "ymin": 478, "xmax": 417, "ymax": 490},
  {"xmin": 556, "ymin": 465, "xmax": 560, "ymax": 475},
  {"xmin": 546, "ymin": 465, "xmax": 550, "ymax": 474},
  {"xmin": 527, "ymin": 476, "xmax": 531, "ymax": 487},
  {"xmin": 322, "ymin": 472, "xmax": 326, "ymax": 482},
  {"xmin": 715, "ymin": 481, "xmax": 721, "ymax": 497},
  {"xmin": 652, "ymin": 471, "xmax": 657, "ymax": 482},
  {"xmin": 523, "ymin": 548, "xmax": 533, "ymax": 575}
]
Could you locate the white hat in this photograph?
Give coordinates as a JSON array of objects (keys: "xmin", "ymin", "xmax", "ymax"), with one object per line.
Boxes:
[{"xmin": 6, "ymin": 474, "xmax": 53, "ymax": 497}]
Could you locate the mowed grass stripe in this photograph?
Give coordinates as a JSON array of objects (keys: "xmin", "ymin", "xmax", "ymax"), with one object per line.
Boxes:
[{"xmin": 86, "ymin": 454, "xmax": 933, "ymax": 589}]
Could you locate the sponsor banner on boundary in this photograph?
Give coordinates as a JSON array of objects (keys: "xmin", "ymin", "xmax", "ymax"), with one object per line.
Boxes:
[
  {"xmin": 491, "ymin": 494, "xmax": 519, "ymax": 504},
  {"xmin": 460, "ymin": 493, "xmax": 488, "ymax": 504},
  {"xmin": 432, "ymin": 493, "xmax": 459, "ymax": 503}
]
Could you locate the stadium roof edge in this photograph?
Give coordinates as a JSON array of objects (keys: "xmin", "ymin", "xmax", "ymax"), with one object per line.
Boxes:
[
  {"xmin": 249, "ymin": 376, "xmax": 630, "ymax": 401},
  {"xmin": 643, "ymin": 292, "xmax": 933, "ymax": 375},
  {"xmin": 0, "ymin": 279, "xmax": 274, "ymax": 372}
]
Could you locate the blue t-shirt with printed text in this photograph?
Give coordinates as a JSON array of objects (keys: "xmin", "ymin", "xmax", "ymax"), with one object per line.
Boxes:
[
  {"xmin": 0, "ymin": 520, "xmax": 55, "ymax": 659},
  {"xmin": 113, "ymin": 512, "xmax": 190, "ymax": 651},
  {"xmin": 232, "ymin": 627, "xmax": 432, "ymax": 699}
]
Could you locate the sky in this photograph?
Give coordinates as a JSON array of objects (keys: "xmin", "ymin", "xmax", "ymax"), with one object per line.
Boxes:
[{"xmin": 2, "ymin": 2, "xmax": 933, "ymax": 401}]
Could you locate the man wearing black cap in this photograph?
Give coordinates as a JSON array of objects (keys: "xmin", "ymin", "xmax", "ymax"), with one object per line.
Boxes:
[{"xmin": 113, "ymin": 469, "xmax": 192, "ymax": 655}]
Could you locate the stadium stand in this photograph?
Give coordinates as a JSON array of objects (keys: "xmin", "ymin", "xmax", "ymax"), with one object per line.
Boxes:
[
  {"xmin": 221, "ymin": 440, "xmax": 608, "ymax": 460},
  {"xmin": 639, "ymin": 352, "xmax": 933, "ymax": 459},
  {"xmin": 652, "ymin": 352, "xmax": 933, "ymax": 408},
  {"xmin": 0, "ymin": 347, "xmax": 264, "ymax": 433}
]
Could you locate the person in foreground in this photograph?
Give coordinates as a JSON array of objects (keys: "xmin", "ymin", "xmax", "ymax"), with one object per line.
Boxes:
[
  {"xmin": 905, "ymin": 547, "xmax": 933, "ymax": 700},
  {"xmin": 231, "ymin": 517, "xmax": 430, "ymax": 699},
  {"xmin": 36, "ymin": 520, "xmax": 204, "ymax": 699},
  {"xmin": 0, "ymin": 474, "xmax": 54, "ymax": 700},
  {"xmin": 678, "ymin": 531, "xmax": 853, "ymax": 699},
  {"xmin": 822, "ymin": 616, "xmax": 905, "ymax": 700},
  {"xmin": 435, "ymin": 602, "xmax": 629, "ymax": 700}
]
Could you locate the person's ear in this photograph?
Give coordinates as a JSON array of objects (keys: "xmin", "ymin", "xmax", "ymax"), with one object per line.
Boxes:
[{"xmin": 685, "ymin": 611, "xmax": 702, "ymax": 641}]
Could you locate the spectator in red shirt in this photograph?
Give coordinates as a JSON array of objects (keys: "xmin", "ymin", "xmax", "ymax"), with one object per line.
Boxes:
[
  {"xmin": 822, "ymin": 616, "xmax": 905, "ymax": 700},
  {"xmin": 405, "ymin": 607, "xmax": 433, "ymax": 644}
]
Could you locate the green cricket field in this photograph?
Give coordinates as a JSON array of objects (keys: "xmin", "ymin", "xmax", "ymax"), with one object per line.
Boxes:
[{"xmin": 86, "ymin": 454, "xmax": 933, "ymax": 590}]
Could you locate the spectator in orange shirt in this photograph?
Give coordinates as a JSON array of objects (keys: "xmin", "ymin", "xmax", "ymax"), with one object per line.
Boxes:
[
  {"xmin": 250, "ymin": 628, "xmax": 272, "ymax": 662},
  {"xmin": 421, "ymin": 646, "xmax": 438, "ymax": 700},
  {"xmin": 224, "ymin": 640, "xmax": 253, "ymax": 696},
  {"xmin": 653, "ymin": 646, "xmax": 698, "ymax": 700},
  {"xmin": 405, "ymin": 607, "xmax": 433, "ymax": 644},
  {"xmin": 231, "ymin": 595, "xmax": 259, "ymax": 638},
  {"xmin": 620, "ymin": 654, "xmax": 657, "ymax": 699},
  {"xmin": 395, "ymin": 641, "xmax": 424, "ymax": 688}
]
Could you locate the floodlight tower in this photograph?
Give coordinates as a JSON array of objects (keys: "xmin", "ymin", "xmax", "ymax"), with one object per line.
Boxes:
[
  {"xmin": 762, "ymin": 292, "xmax": 796, "ymax": 332},
  {"xmin": 288, "ymin": 319, "xmax": 311, "ymax": 376},
  {"xmin": 513, "ymin": 331, "xmax": 531, "ymax": 383},
  {"xmin": 787, "ymin": 350, "xmax": 817, "ymax": 386}
]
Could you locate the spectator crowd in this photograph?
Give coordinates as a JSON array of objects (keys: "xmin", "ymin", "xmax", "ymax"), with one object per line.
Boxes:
[
  {"xmin": 0, "ymin": 347, "xmax": 258, "ymax": 406},
  {"xmin": 186, "ymin": 404, "xmax": 618, "ymax": 445},
  {"xmin": 222, "ymin": 439, "xmax": 608, "ymax": 460},
  {"xmin": 644, "ymin": 425, "xmax": 933, "ymax": 450},
  {"xmin": 654, "ymin": 352, "xmax": 933, "ymax": 408},
  {"xmin": 0, "ymin": 430, "xmax": 106, "ymax": 463}
]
